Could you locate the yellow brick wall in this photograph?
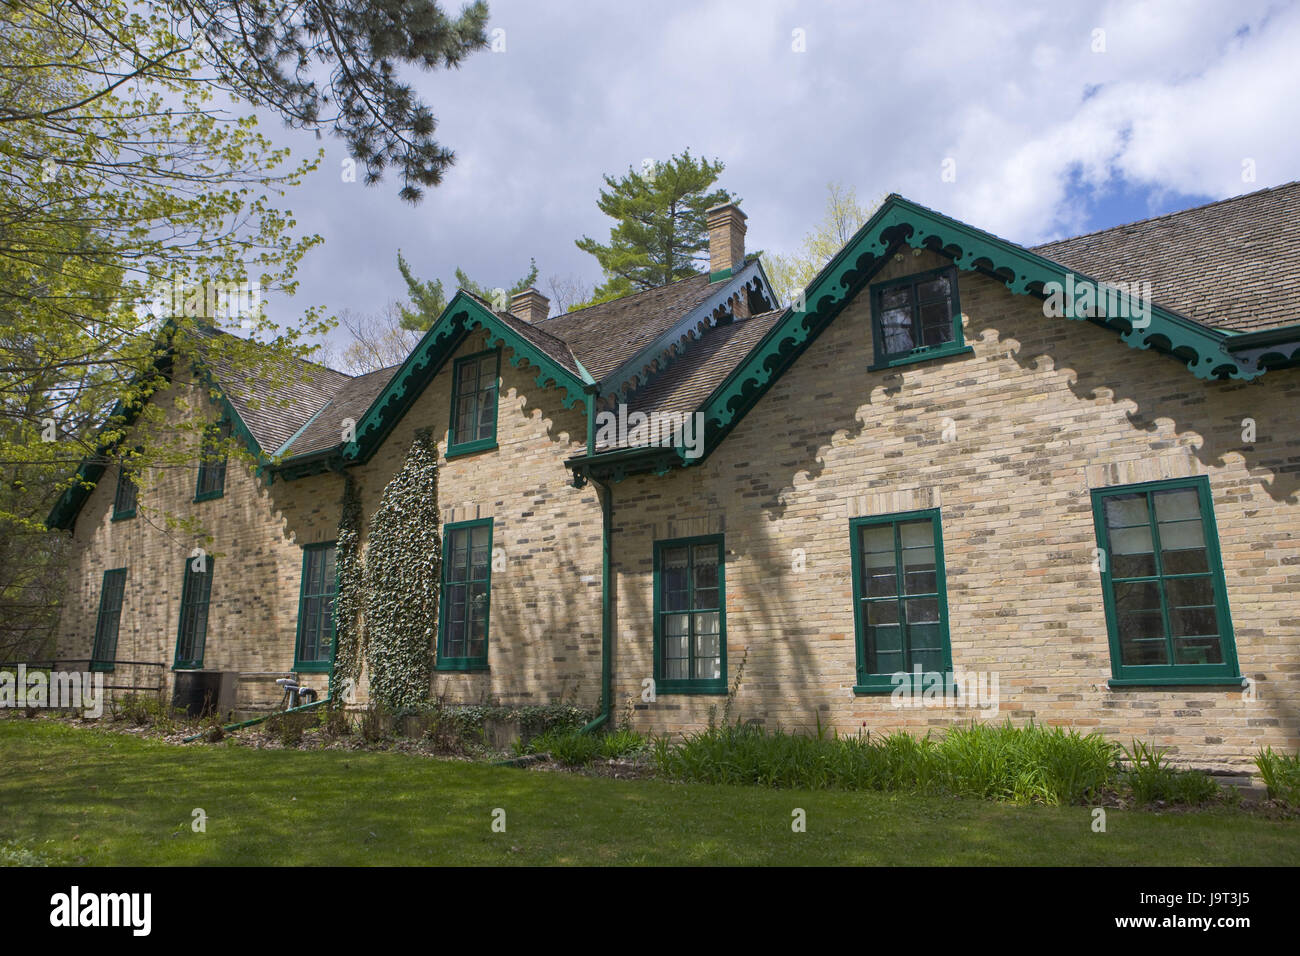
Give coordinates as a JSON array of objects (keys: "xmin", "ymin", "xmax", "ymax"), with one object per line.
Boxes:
[
  {"xmin": 55, "ymin": 331, "xmax": 605, "ymax": 712},
  {"xmin": 610, "ymin": 250, "xmax": 1300, "ymax": 771}
]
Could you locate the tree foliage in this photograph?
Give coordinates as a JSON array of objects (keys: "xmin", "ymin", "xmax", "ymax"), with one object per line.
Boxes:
[
  {"xmin": 394, "ymin": 251, "xmax": 539, "ymax": 330},
  {"xmin": 762, "ymin": 183, "xmax": 885, "ymax": 305},
  {"xmin": 575, "ymin": 150, "xmax": 735, "ymax": 304}
]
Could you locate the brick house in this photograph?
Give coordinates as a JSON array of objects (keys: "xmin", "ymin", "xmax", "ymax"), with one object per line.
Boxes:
[{"xmin": 48, "ymin": 184, "xmax": 1300, "ymax": 771}]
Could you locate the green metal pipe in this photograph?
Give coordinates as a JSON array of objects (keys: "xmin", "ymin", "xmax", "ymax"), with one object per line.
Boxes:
[{"xmin": 181, "ymin": 696, "xmax": 330, "ymax": 742}]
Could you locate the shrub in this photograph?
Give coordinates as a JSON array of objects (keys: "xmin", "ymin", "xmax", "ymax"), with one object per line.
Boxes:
[
  {"xmin": 266, "ymin": 709, "xmax": 316, "ymax": 747},
  {"xmin": 530, "ymin": 727, "xmax": 602, "ymax": 766},
  {"xmin": 1123, "ymin": 739, "xmax": 1220, "ymax": 806},
  {"xmin": 1255, "ymin": 747, "xmax": 1300, "ymax": 805},
  {"xmin": 652, "ymin": 720, "xmax": 1121, "ymax": 805}
]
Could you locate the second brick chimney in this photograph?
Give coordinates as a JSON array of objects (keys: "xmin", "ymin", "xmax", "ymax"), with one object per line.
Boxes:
[
  {"xmin": 509, "ymin": 287, "xmax": 550, "ymax": 323},
  {"xmin": 706, "ymin": 202, "xmax": 747, "ymax": 280}
]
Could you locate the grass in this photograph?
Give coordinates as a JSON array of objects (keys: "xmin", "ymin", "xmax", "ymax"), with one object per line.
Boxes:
[{"xmin": 1, "ymin": 720, "xmax": 1296, "ymax": 865}]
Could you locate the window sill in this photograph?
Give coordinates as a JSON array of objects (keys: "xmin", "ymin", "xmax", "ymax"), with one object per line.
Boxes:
[
  {"xmin": 655, "ymin": 681, "xmax": 727, "ymax": 696},
  {"xmin": 445, "ymin": 439, "xmax": 498, "ymax": 460},
  {"xmin": 294, "ymin": 661, "xmax": 331, "ymax": 674},
  {"xmin": 172, "ymin": 663, "xmax": 205, "ymax": 671},
  {"xmin": 436, "ymin": 661, "xmax": 490, "ymax": 673},
  {"xmin": 852, "ymin": 673, "xmax": 953, "ymax": 695},
  {"xmin": 88, "ymin": 662, "xmax": 115, "ymax": 673},
  {"xmin": 1108, "ymin": 676, "xmax": 1246, "ymax": 689},
  {"xmin": 111, "ymin": 511, "xmax": 136, "ymax": 522},
  {"xmin": 869, "ymin": 344, "xmax": 972, "ymax": 371},
  {"xmin": 193, "ymin": 491, "xmax": 224, "ymax": 503}
]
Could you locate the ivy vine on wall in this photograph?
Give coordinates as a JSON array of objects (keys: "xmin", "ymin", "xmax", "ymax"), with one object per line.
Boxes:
[
  {"xmin": 362, "ymin": 428, "xmax": 441, "ymax": 708},
  {"xmin": 330, "ymin": 472, "xmax": 364, "ymax": 701}
]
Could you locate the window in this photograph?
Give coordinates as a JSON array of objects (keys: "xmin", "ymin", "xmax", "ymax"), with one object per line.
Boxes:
[
  {"xmin": 869, "ymin": 266, "xmax": 970, "ymax": 369},
  {"xmin": 437, "ymin": 519, "xmax": 493, "ymax": 670},
  {"xmin": 653, "ymin": 535, "xmax": 726, "ymax": 694},
  {"xmin": 850, "ymin": 509, "xmax": 953, "ymax": 693},
  {"xmin": 295, "ymin": 543, "xmax": 337, "ymax": 672},
  {"xmin": 174, "ymin": 556, "xmax": 214, "ymax": 669},
  {"xmin": 112, "ymin": 459, "xmax": 137, "ymax": 520},
  {"xmin": 447, "ymin": 350, "xmax": 500, "ymax": 456},
  {"xmin": 90, "ymin": 569, "xmax": 127, "ymax": 672},
  {"xmin": 195, "ymin": 420, "xmax": 231, "ymax": 501},
  {"xmin": 1091, "ymin": 477, "xmax": 1241, "ymax": 687}
]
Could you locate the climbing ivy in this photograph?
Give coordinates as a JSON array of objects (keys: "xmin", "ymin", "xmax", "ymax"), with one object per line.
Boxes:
[
  {"xmin": 363, "ymin": 428, "xmax": 441, "ymax": 708},
  {"xmin": 330, "ymin": 472, "xmax": 365, "ymax": 700}
]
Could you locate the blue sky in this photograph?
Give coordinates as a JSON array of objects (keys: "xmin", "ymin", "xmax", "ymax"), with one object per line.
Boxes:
[{"xmin": 249, "ymin": 0, "xmax": 1300, "ymax": 352}]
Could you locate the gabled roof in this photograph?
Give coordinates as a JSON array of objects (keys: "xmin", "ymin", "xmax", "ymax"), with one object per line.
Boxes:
[
  {"xmin": 572, "ymin": 188, "xmax": 1300, "ymax": 483},
  {"xmin": 45, "ymin": 326, "xmax": 353, "ymax": 530},
  {"xmin": 537, "ymin": 273, "xmax": 719, "ymax": 380},
  {"xmin": 191, "ymin": 325, "xmax": 353, "ymax": 455},
  {"xmin": 1031, "ymin": 181, "xmax": 1300, "ymax": 334}
]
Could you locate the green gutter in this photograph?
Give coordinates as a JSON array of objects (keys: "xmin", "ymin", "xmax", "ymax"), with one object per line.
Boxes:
[{"xmin": 578, "ymin": 476, "xmax": 613, "ymax": 735}]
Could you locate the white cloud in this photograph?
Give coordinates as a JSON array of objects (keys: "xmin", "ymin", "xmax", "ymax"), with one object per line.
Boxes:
[{"xmin": 255, "ymin": 0, "xmax": 1299, "ymax": 347}]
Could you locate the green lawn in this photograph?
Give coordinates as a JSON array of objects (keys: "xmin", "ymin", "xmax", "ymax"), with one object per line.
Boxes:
[{"xmin": 1, "ymin": 720, "xmax": 1296, "ymax": 865}]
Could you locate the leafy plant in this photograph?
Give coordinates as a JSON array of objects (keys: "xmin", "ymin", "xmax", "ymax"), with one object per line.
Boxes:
[
  {"xmin": 1255, "ymin": 747, "xmax": 1300, "ymax": 805},
  {"xmin": 1123, "ymin": 739, "xmax": 1220, "ymax": 806}
]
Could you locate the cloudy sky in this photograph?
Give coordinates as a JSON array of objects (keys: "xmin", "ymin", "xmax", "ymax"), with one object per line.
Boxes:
[{"xmin": 256, "ymin": 0, "xmax": 1300, "ymax": 352}]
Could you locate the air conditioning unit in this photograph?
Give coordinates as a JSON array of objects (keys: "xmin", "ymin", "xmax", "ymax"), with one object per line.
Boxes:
[{"xmin": 171, "ymin": 671, "xmax": 239, "ymax": 719}]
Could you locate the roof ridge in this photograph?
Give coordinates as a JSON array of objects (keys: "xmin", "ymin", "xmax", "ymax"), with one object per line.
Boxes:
[
  {"xmin": 1032, "ymin": 180, "xmax": 1300, "ymax": 249},
  {"xmin": 195, "ymin": 323, "xmax": 353, "ymax": 380},
  {"xmin": 539, "ymin": 271, "xmax": 708, "ymax": 323}
]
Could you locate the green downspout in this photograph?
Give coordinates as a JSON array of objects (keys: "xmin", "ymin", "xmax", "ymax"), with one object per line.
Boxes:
[
  {"xmin": 579, "ymin": 475, "xmax": 613, "ymax": 734},
  {"xmin": 181, "ymin": 696, "xmax": 330, "ymax": 742}
]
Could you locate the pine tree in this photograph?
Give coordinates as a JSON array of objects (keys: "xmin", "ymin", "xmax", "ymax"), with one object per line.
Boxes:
[
  {"xmin": 575, "ymin": 151, "xmax": 736, "ymax": 303},
  {"xmin": 395, "ymin": 252, "xmax": 540, "ymax": 330}
]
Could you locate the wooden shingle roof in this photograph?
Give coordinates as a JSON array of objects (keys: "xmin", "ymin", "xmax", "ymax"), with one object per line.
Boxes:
[{"xmin": 1031, "ymin": 181, "xmax": 1300, "ymax": 333}]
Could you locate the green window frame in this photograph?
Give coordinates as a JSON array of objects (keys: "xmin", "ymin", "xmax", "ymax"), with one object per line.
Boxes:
[
  {"xmin": 194, "ymin": 419, "xmax": 231, "ymax": 501},
  {"xmin": 653, "ymin": 535, "xmax": 727, "ymax": 695},
  {"xmin": 111, "ymin": 459, "xmax": 137, "ymax": 521},
  {"xmin": 1091, "ymin": 476, "xmax": 1242, "ymax": 687},
  {"xmin": 850, "ymin": 509, "xmax": 953, "ymax": 693},
  {"xmin": 868, "ymin": 265, "xmax": 971, "ymax": 370},
  {"xmin": 447, "ymin": 349, "xmax": 500, "ymax": 457},
  {"xmin": 174, "ymin": 556, "xmax": 214, "ymax": 670},
  {"xmin": 437, "ymin": 518, "xmax": 493, "ymax": 671},
  {"xmin": 294, "ymin": 542, "xmax": 337, "ymax": 673},
  {"xmin": 90, "ymin": 568, "xmax": 128, "ymax": 672}
]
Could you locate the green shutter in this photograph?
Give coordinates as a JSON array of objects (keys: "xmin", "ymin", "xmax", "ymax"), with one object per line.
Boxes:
[
  {"xmin": 294, "ymin": 542, "xmax": 338, "ymax": 672},
  {"xmin": 1090, "ymin": 476, "xmax": 1242, "ymax": 687},
  {"xmin": 446, "ymin": 350, "xmax": 501, "ymax": 457},
  {"xmin": 90, "ymin": 569, "xmax": 128, "ymax": 672},
  {"xmin": 174, "ymin": 556, "xmax": 214, "ymax": 669},
  {"xmin": 194, "ymin": 420, "xmax": 231, "ymax": 501},
  {"xmin": 850, "ymin": 509, "xmax": 953, "ymax": 693},
  {"xmin": 111, "ymin": 465, "xmax": 137, "ymax": 521},
  {"xmin": 436, "ymin": 518, "xmax": 493, "ymax": 670},
  {"xmin": 652, "ymin": 534, "xmax": 727, "ymax": 695}
]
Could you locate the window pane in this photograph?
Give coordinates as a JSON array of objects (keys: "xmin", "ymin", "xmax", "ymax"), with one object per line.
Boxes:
[
  {"xmin": 918, "ymin": 300, "xmax": 954, "ymax": 347},
  {"xmin": 916, "ymin": 276, "xmax": 951, "ymax": 302},
  {"xmin": 905, "ymin": 597, "xmax": 939, "ymax": 624},
  {"xmin": 1154, "ymin": 489, "xmax": 1201, "ymax": 523},
  {"xmin": 1104, "ymin": 494, "xmax": 1149, "ymax": 529},
  {"xmin": 1109, "ymin": 524, "xmax": 1155, "ymax": 578}
]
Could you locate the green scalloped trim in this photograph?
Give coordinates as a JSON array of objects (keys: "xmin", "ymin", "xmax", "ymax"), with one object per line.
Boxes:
[
  {"xmin": 698, "ymin": 195, "xmax": 1261, "ymax": 455},
  {"xmin": 341, "ymin": 293, "xmax": 588, "ymax": 463}
]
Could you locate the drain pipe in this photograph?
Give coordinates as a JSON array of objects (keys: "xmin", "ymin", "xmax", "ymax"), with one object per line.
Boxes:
[
  {"xmin": 578, "ymin": 475, "xmax": 613, "ymax": 735},
  {"xmin": 181, "ymin": 695, "xmax": 330, "ymax": 742}
]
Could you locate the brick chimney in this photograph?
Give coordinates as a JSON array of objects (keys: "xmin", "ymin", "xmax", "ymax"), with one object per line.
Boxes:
[
  {"xmin": 509, "ymin": 287, "xmax": 550, "ymax": 323},
  {"xmin": 706, "ymin": 202, "xmax": 747, "ymax": 280}
]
